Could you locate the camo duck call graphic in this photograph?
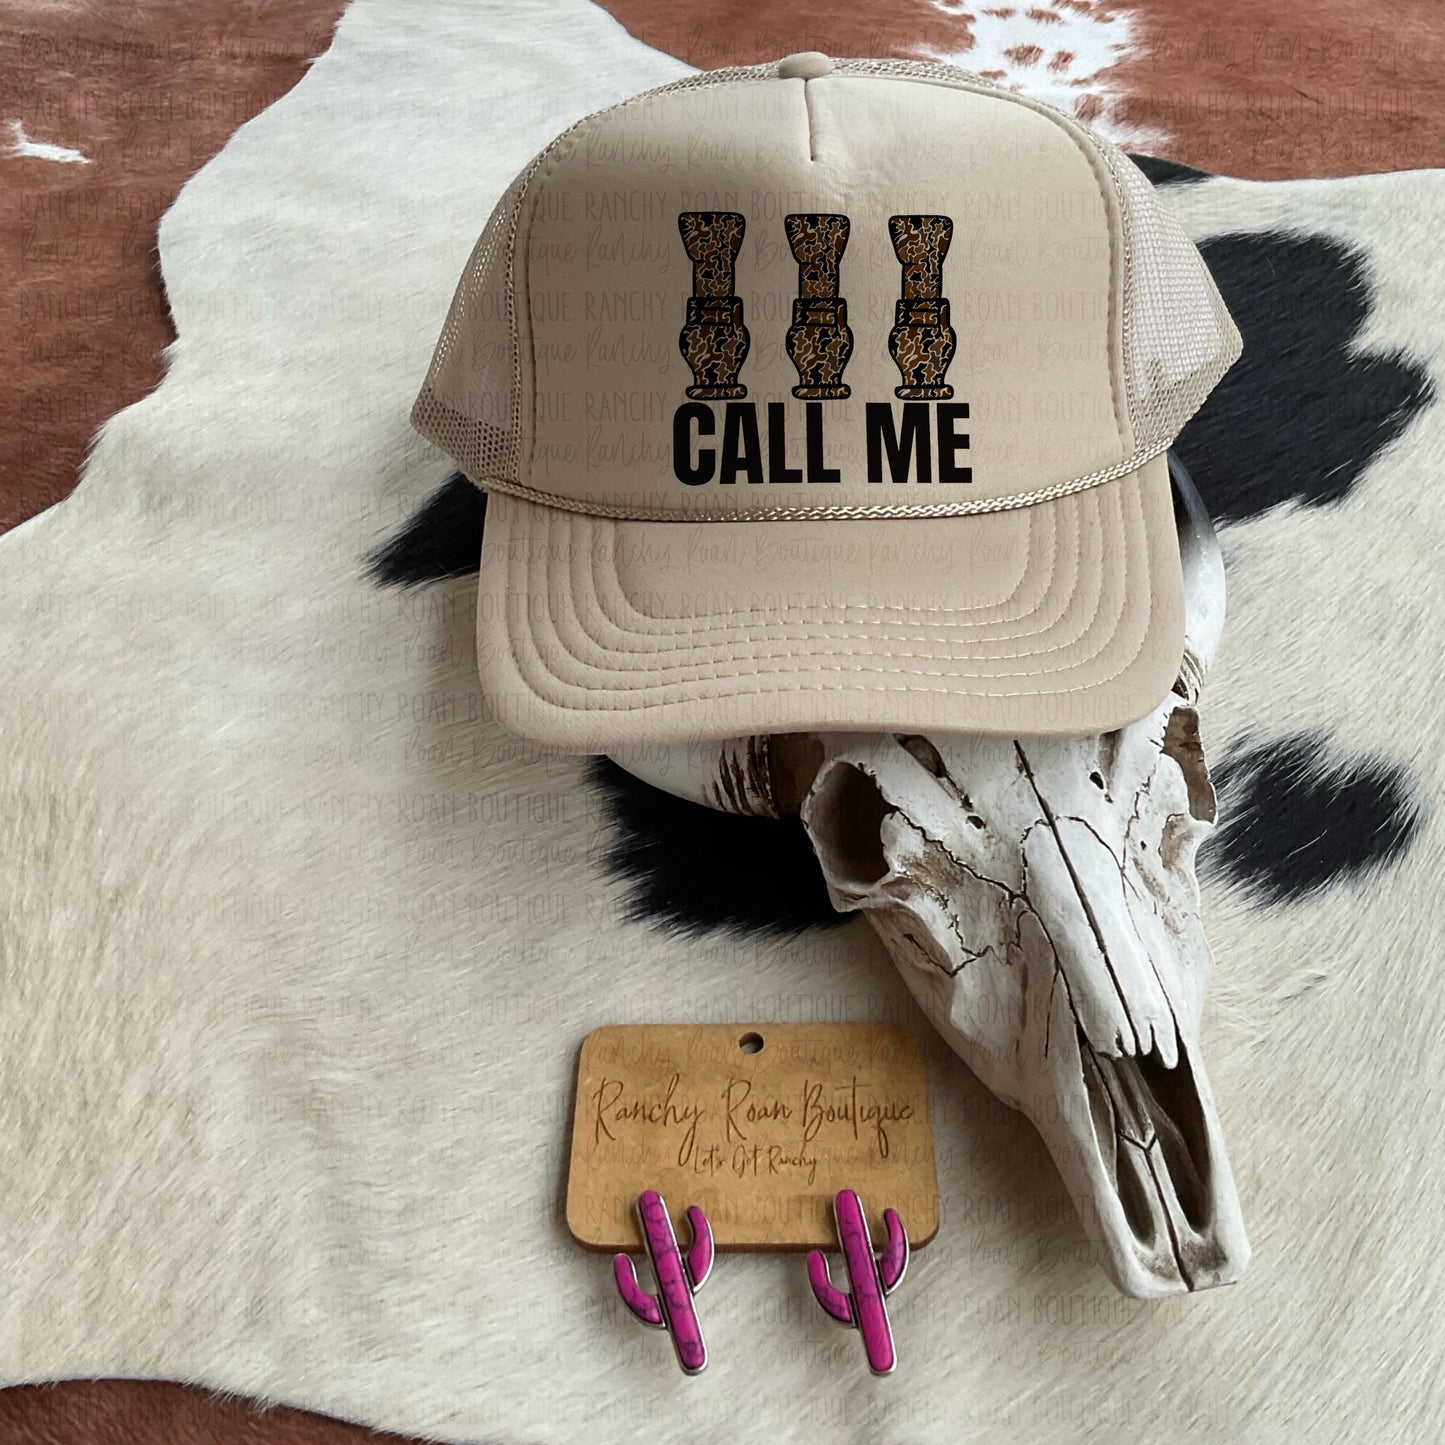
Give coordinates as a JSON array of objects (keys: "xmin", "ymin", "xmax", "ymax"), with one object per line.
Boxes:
[
  {"xmin": 887, "ymin": 215, "xmax": 956, "ymax": 400},
  {"xmin": 678, "ymin": 211, "xmax": 749, "ymax": 399},
  {"xmin": 784, "ymin": 213, "xmax": 853, "ymax": 399}
]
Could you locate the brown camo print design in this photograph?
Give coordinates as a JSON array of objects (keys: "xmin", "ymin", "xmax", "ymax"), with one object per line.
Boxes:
[
  {"xmin": 889, "ymin": 213, "xmax": 952, "ymax": 299},
  {"xmin": 887, "ymin": 214, "xmax": 956, "ymax": 398},
  {"xmin": 786, "ymin": 212, "xmax": 850, "ymax": 298},
  {"xmin": 678, "ymin": 210, "xmax": 745, "ymax": 297},
  {"xmin": 678, "ymin": 211, "xmax": 750, "ymax": 397},
  {"xmin": 784, "ymin": 213, "xmax": 853, "ymax": 398}
]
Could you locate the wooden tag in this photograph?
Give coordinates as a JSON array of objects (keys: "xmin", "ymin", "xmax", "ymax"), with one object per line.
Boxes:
[{"xmin": 565, "ymin": 1023, "xmax": 939, "ymax": 1250}]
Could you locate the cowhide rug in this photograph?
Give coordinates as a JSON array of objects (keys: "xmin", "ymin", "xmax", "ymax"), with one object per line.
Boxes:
[{"xmin": 1, "ymin": 0, "xmax": 1440, "ymax": 1440}]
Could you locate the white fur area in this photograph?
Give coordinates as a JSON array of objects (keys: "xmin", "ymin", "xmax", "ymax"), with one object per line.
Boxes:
[
  {"xmin": 5, "ymin": 119, "xmax": 90, "ymax": 164},
  {"xmin": 925, "ymin": 0, "xmax": 1167, "ymax": 148},
  {"xmin": 1, "ymin": 1, "xmax": 1443, "ymax": 1440}
]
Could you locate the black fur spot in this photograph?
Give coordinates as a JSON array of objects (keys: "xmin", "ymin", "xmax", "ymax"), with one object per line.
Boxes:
[
  {"xmin": 1127, "ymin": 154, "xmax": 1212, "ymax": 187},
  {"xmin": 364, "ymin": 473, "xmax": 485, "ymax": 587},
  {"xmin": 587, "ymin": 758, "xmax": 846, "ymax": 937},
  {"xmin": 1178, "ymin": 234, "xmax": 1433, "ymax": 524},
  {"xmin": 1205, "ymin": 732, "xmax": 1424, "ymax": 903}
]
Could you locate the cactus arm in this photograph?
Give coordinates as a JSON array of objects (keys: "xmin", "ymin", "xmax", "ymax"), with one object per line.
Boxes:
[
  {"xmin": 807, "ymin": 1250, "xmax": 854, "ymax": 1325},
  {"xmin": 613, "ymin": 1254, "xmax": 664, "ymax": 1327},
  {"xmin": 684, "ymin": 1205, "xmax": 714, "ymax": 1292},
  {"xmin": 878, "ymin": 1209, "xmax": 909, "ymax": 1295}
]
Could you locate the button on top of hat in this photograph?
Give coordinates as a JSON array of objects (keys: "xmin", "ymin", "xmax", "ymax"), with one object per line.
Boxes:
[{"xmin": 777, "ymin": 51, "xmax": 833, "ymax": 80}]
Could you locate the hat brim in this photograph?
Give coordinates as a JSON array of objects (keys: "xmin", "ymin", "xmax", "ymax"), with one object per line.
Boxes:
[{"xmin": 475, "ymin": 451, "xmax": 1185, "ymax": 751}]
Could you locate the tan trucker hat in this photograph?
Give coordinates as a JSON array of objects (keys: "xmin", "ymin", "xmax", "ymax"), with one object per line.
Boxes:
[{"xmin": 412, "ymin": 53, "xmax": 1241, "ymax": 751}]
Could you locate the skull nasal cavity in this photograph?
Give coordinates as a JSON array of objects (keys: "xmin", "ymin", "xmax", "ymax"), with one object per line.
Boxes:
[
  {"xmin": 811, "ymin": 763, "xmax": 893, "ymax": 885},
  {"xmin": 1137, "ymin": 1035, "xmax": 1213, "ymax": 1233}
]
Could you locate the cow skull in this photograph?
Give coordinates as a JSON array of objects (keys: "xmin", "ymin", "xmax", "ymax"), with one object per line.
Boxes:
[{"xmin": 609, "ymin": 458, "xmax": 1248, "ymax": 1299}]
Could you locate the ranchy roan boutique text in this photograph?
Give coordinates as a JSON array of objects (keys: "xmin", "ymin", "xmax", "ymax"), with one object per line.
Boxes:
[{"xmin": 590, "ymin": 1070, "xmax": 916, "ymax": 1164}]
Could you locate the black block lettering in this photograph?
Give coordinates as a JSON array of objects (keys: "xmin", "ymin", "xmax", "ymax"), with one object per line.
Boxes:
[
  {"xmin": 937, "ymin": 403, "xmax": 971, "ymax": 484},
  {"xmin": 767, "ymin": 402, "xmax": 802, "ymax": 484},
  {"xmin": 721, "ymin": 402, "xmax": 764, "ymax": 484},
  {"xmin": 672, "ymin": 402, "xmax": 715, "ymax": 486},
  {"xmin": 866, "ymin": 402, "xmax": 931, "ymax": 483},
  {"xmin": 804, "ymin": 402, "xmax": 840, "ymax": 484}
]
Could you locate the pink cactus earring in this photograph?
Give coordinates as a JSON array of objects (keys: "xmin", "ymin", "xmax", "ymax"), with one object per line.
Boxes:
[
  {"xmin": 613, "ymin": 1190, "xmax": 715, "ymax": 1375},
  {"xmin": 807, "ymin": 1189, "xmax": 909, "ymax": 1375}
]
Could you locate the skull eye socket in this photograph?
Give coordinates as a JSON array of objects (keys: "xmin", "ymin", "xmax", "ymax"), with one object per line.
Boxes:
[
  {"xmin": 808, "ymin": 762, "xmax": 892, "ymax": 886},
  {"xmin": 767, "ymin": 734, "xmax": 826, "ymax": 816},
  {"xmin": 897, "ymin": 734, "xmax": 945, "ymax": 777}
]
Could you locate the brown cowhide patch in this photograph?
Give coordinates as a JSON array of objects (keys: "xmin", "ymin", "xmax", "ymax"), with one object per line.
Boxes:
[{"xmin": 0, "ymin": 0, "xmax": 347, "ymax": 533}]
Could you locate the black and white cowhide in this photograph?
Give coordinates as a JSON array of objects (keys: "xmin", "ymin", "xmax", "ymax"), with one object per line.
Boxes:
[{"xmin": 0, "ymin": 2, "xmax": 1441, "ymax": 1441}]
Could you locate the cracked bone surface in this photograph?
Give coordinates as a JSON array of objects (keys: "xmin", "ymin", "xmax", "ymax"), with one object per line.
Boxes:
[{"xmin": 609, "ymin": 465, "xmax": 1248, "ymax": 1298}]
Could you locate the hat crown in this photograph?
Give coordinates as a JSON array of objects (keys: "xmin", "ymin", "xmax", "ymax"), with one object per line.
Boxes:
[{"xmin": 412, "ymin": 57, "xmax": 1240, "ymax": 523}]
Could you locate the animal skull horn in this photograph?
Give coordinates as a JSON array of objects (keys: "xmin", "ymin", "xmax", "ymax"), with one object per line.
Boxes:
[{"xmin": 609, "ymin": 456, "xmax": 1248, "ymax": 1299}]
